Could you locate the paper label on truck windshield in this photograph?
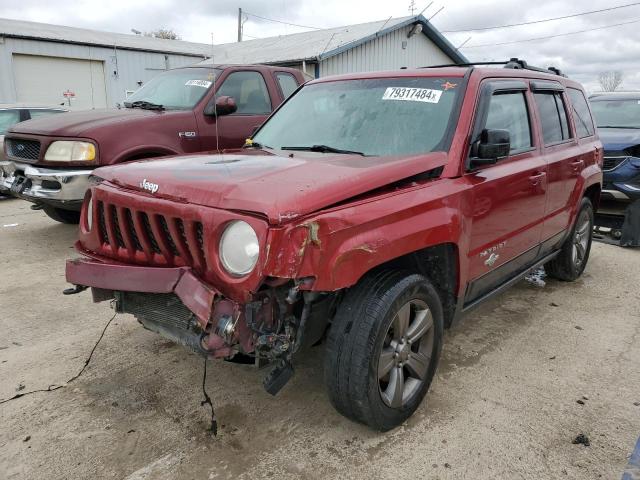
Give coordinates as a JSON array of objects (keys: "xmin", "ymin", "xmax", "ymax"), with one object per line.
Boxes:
[
  {"xmin": 382, "ymin": 87, "xmax": 442, "ymax": 103},
  {"xmin": 185, "ymin": 79, "xmax": 212, "ymax": 88}
]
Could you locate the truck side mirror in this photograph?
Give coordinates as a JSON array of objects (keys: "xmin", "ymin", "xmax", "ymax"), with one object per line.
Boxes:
[
  {"xmin": 470, "ymin": 129, "xmax": 511, "ymax": 169},
  {"xmin": 204, "ymin": 96, "xmax": 238, "ymax": 117}
]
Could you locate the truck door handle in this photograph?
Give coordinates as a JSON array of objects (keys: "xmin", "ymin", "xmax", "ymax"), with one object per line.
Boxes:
[{"xmin": 529, "ymin": 172, "xmax": 546, "ymax": 185}]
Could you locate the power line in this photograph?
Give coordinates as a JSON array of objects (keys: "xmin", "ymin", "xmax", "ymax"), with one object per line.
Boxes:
[
  {"xmin": 442, "ymin": 1, "xmax": 640, "ymax": 33},
  {"xmin": 463, "ymin": 17, "xmax": 640, "ymax": 48},
  {"xmin": 243, "ymin": 11, "xmax": 323, "ymax": 30}
]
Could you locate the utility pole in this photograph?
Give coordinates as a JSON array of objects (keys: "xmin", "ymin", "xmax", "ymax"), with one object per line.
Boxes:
[
  {"xmin": 237, "ymin": 7, "xmax": 243, "ymax": 42},
  {"xmin": 408, "ymin": 0, "xmax": 416, "ymax": 16}
]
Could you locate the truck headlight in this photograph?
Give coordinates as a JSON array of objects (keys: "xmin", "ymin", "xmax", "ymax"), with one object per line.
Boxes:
[
  {"xmin": 219, "ymin": 221, "xmax": 259, "ymax": 276},
  {"xmin": 44, "ymin": 141, "xmax": 96, "ymax": 162}
]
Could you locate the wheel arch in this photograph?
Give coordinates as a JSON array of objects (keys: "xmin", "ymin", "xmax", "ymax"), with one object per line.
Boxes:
[{"xmin": 583, "ymin": 182, "xmax": 602, "ymax": 211}]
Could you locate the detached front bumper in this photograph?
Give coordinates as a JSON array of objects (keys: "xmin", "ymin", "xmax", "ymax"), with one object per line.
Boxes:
[
  {"xmin": 0, "ymin": 161, "xmax": 92, "ymax": 208},
  {"xmin": 65, "ymin": 256, "xmax": 247, "ymax": 357}
]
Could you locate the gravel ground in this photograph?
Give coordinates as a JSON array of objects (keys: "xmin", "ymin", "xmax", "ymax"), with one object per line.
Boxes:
[{"xmin": 1, "ymin": 197, "xmax": 639, "ymax": 480}]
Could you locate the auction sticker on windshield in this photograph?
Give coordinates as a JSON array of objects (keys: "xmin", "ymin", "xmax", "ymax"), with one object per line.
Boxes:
[
  {"xmin": 382, "ymin": 87, "xmax": 442, "ymax": 103},
  {"xmin": 185, "ymin": 80, "xmax": 212, "ymax": 88}
]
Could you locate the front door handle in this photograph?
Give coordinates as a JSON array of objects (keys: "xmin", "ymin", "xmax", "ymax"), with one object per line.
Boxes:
[
  {"xmin": 529, "ymin": 171, "xmax": 546, "ymax": 186},
  {"xmin": 570, "ymin": 159, "xmax": 585, "ymax": 169}
]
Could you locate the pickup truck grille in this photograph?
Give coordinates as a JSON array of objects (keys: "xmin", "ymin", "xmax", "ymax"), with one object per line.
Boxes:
[
  {"xmin": 603, "ymin": 153, "xmax": 626, "ymax": 171},
  {"xmin": 6, "ymin": 138, "xmax": 41, "ymax": 161},
  {"xmin": 95, "ymin": 199, "xmax": 208, "ymax": 272}
]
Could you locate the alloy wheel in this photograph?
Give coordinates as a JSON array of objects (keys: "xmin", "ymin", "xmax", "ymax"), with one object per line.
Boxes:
[
  {"xmin": 572, "ymin": 210, "xmax": 591, "ymax": 267},
  {"xmin": 378, "ymin": 299, "xmax": 435, "ymax": 408}
]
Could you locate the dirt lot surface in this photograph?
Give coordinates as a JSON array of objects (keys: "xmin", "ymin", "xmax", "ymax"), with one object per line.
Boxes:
[{"xmin": 1, "ymin": 197, "xmax": 639, "ymax": 480}]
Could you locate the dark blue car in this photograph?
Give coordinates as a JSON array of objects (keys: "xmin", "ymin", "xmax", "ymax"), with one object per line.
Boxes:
[
  {"xmin": 589, "ymin": 92, "xmax": 640, "ymax": 245},
  {"xmin": 590, "ymin": 93, "xmax": 640, "ymax": 201}
]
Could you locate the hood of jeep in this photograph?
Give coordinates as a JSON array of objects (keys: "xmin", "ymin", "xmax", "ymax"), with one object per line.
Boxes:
[
  {"xmin": 8, "ymin": 108, "xmax": 182, "ymax": 137},
  {"xmin": 95, "ymin": 150, "xmax": 448, "ymax": 224}
]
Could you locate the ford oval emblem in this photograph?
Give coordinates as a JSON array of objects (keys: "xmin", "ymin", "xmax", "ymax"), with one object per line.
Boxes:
[{"xmin": 16, "ymin": 144, "xmax": 25, "ymax": 152}]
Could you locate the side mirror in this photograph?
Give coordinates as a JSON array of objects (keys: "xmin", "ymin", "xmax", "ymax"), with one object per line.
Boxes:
[
  {"xmin": 470, "ymin": 129, "xmax": 511, "ymax": 169},
  {"xmin": 204, "ymin": 96, "xmax": 237, "ymax": 117}
]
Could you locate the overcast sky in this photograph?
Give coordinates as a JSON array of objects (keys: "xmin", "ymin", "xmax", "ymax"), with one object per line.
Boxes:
[{"xmin": 1, "ymin": 0, "xmax": 639, "ymax": 91}]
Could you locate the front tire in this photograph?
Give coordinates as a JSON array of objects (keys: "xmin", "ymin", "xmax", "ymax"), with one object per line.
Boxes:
[
  {"xmin": 545, "ymin": 197, "xmax": 594, "ymax": 281},
  {"xmin": 42, "ymin": 206, "xmax": 80, "ymax": 224},
  {"xmin": 324, "ymin": 270, "xmax": 444, "ymax": 431}
]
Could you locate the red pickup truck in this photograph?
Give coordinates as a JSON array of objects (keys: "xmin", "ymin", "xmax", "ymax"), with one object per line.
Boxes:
[
  {"xmin": 0, "ymin": 64, "xmax": 307, "ymax": 223},
  {"xmin": 66, "ymin": 59, "xmax": 603, "ymax": 431}
]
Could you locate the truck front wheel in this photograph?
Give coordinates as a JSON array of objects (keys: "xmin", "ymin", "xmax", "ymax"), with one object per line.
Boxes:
[
  {"xmin": 324, "ymin": 270, "xmax": 444, "ymax": 431},
  {"xmin": 43, "ymin": 206, "xmax": 80, "ymax": 224}
]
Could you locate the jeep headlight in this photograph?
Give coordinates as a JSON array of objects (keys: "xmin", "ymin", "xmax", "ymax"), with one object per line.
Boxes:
[
  {"xmin": 219, "ymin": 221, "xmax": 260, "ymax": 276},
  {"xmin": 44, "ymin": 141, "xmax": 96, "ymax": 162}
]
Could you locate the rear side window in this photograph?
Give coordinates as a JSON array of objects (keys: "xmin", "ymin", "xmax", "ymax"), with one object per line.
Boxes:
[
  {"xmin": 484, "ymin": 92, "xmax": 532, "ymax": 153},
  {"xmin": 0, "ymin": 109, "xmax": 20, "ymax": 135},
  {"xmin": 217, "ymin": 71, "xmax": 272, "ymax": 115},
  {"xmin": 534, "ymin": 92, "xmax": 573, "ymax": 145},
  {"xmin": 567, "ymin": 89, "xmax": 595, "ymax": 138},
  {"xmin": 276, "ymin": 73, "xmax": 299, "ymax": 99}
]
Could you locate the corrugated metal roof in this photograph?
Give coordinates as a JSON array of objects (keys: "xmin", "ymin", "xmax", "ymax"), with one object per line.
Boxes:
[
  {"xmin": 0, "ymin": 15, "xmax": 466, "ymax": 65},
  {"xmin": 0, "ymin": 17, "xmax": 212, "ymax": 57},
  {"xmin": 203, "ymin": 15, "xmax": 467, "ymax": 65}
]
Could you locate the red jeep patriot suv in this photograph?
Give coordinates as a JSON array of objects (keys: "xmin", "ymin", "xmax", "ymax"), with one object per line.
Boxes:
[{"xmin": 66, "ymin": 59, "xmax": 603, "ymax": 431}]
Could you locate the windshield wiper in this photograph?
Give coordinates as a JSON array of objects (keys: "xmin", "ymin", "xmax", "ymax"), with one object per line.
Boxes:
[
  {"xmin": 597, "ymin": 125, "xmax": 640, "ymax": 129},
  {"xmin": 281, "ymin": 145, "xmax": 366, "ymax": 156},
  {"xmin": 124, "ymin": 100, "xmax": 165, "ymax": 111}
]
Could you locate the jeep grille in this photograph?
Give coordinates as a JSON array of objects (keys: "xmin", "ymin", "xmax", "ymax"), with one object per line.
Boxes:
[{"xmin": 95, "ymin": 200, "xmax": 207, "ymax": 272}]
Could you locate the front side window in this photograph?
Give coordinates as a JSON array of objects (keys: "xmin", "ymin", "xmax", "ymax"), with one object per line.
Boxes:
[
  {"xmin": 535, "ymin": 92, "xmax": 572, "ymax": 145},
  {"xmin": 125, "ymin": 67, "xmax": 221, "ymax": 110},
  {"xmin": 567, "ymin": 89, "xmax": 595, "ymax": 137},
  {"xmin": 590, "ymin": 97, "xmax": 640, "ymax": 129},
  {"xmin": 484, "ymin": 92, "xmax": 532, "ymax": 153},
  {"xmin": 217, "ymin": 71, "xmax": 272, "ymax": 115},
  {"xmin": 276, "ymin": 72, "xmax": 299, "ymax": 99},
  {"xmin": 252, "ymin": 77, "xmax": 463, "ymax": 157},
  {"xmin": 0, "ymin": 109, "xmax": 20, "ymax": 135}
]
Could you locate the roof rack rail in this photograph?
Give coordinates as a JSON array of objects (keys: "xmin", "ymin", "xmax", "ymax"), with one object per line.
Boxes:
[{"xmin": 418, "ymin": 58, "xmax": 566, "ymax": 77}]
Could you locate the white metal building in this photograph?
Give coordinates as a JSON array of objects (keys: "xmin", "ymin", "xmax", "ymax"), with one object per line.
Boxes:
[
  {"xmin": 0, "ymin": 15, "xmax": 465, "ymax": 109},
  {"xmin": 206, "ymin": 15, "xmax": 467, "ymax": 78},
  {"xmin": 0, "ymin": 18, "xmax": 212, "ymax": 109}
]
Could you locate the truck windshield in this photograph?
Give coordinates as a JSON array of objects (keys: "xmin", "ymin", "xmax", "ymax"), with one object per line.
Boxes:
[
  {"xmin": 125, "ymin": 68, "xmax": 221, "ymax": 110},
  {"xmin": 590, "ymin": 98, "xmax": 640, "ymax": 129},
  {"xmin": 252, "ymin": 77, "xmax": 463, "ymax": 157}
]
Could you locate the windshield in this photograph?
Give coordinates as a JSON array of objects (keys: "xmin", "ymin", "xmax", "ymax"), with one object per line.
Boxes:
[
  {"xmin": 125, "ymin": 67, "xmax": 221, "ymax": 110},
  {"xmin": 590, "ymin": 98, "xmax": 640, "ymax": 129},
  {"xmin": 252, "ymin": 77, "xmax": 463, "ymax": 157}
]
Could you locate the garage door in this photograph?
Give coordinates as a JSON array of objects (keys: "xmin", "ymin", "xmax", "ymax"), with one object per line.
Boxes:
[{"xmin": 13, "ymin": 54, "xmax": 107, "ymax": 109}]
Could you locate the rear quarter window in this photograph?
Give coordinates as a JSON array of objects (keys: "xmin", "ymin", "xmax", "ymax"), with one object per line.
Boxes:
[
  {"xmin": 276, "ymin": 72, "xmax": 300, "ymax": 99},
  {"xmin": 567, "ymin": 88, "xmax": 595, "ymax": 138}
]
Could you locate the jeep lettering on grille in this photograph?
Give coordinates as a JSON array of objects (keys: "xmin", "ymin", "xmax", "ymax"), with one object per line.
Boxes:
[{"xmin": 140, "ymin": 179, "xmax": 159, "ymax": 194}]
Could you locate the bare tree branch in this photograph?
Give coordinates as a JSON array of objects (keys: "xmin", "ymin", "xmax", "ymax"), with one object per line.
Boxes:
[{"xmin": 598, "ymin": 71, "xmax": 623, "ymax": 92}]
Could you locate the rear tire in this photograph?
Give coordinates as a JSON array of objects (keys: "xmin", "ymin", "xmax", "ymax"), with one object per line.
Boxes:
[
  {"xmin": 324, "ymin": 270, "xmax": 444, "ymax": 431},
  {"xmin": 43, "ymin": 206, "xmax": 80, "ymax": 224},
  {"xmin": 545, "ymin": 197, "xmax": 594, "ymax": 281}
]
